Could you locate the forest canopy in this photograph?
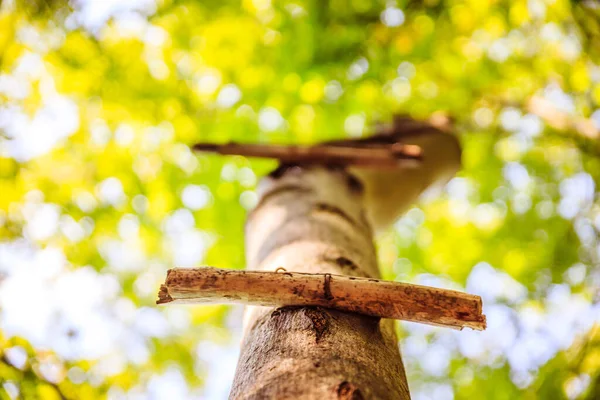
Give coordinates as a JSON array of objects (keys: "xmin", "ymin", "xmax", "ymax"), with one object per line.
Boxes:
[{"xmin": 1, "ymin": 0, "xmax": 600, "ymax": 399}]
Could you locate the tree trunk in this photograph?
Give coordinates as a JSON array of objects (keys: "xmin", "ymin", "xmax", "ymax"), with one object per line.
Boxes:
[{"xmin": 230, "ymin": 165, "xmax": 410, "ymax": 399}]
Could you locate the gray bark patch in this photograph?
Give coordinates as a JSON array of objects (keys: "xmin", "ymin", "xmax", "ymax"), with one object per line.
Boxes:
[{"xmin": 313, "ymin": 203, "xmax": 358, "ymax": 227}]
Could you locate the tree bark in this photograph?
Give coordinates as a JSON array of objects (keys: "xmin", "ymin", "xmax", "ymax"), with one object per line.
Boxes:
[{"xmin": 229, "ymin": 165, "xmax": 411, "ymax": 399}]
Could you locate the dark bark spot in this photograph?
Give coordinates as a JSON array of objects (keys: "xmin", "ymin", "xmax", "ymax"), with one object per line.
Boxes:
[
  {"xmin": 325, "ymin": 164, "xmax": 345, "ymax": 172},
  {"xmin": 323, "ymin": 274, "xmax": 334, "ymax": 301},
  {"xmin": 268, "ymin": 163, "xmax": 304, "ymax": 179},
  {"xmin": 259, "ymin": 184, "xmax": 312, "ymax": 204},
  {"xmin": 291, "ymin": 285, "xmax": 305, "ymax": 296},
  {"xmin": 304, "ymin": 307, "xmax": 329, "ymax": 343},
  {"xmin": 201, "ymin": 275, "xmax": 218, "ymax": 289},
  {"xmin": 337, "ymin": 381, "xmax": 364, "ymax": 400},
  {"xmin": 334, "ymin": 257, "xmax": 359, "ymax": 271},
  {"xmin": 313, "ymin": 203, "xmax": 357, "ymax": 227},
  {"xmin": 346, "ymin": 172, "xmax": 364, "ymax": 194},
  {"xmin": 270, "ymin": 308, "xmax": 282, "ymax": 318}
]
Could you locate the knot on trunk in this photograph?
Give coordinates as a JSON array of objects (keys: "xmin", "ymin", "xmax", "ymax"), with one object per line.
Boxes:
[
  {"xmin": 304, "ymin": 307, "xmax": 330, "ymax": 343},
  {"xmin": 337, "ymin": 381, "xmax": 364, "ymax": 400},
  {"xmin": 269, "ymin": 306, "xmax": 330, "ymax": 344}
]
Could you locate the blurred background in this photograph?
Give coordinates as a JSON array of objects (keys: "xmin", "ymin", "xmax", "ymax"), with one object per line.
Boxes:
[{"xmin": 1, "ymin": 0, "xmax": 600, "ymax": 398}]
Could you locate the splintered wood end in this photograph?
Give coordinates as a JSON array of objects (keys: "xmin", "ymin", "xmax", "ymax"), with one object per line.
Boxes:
[{"xmin": 156, "ymin": 284, "xmax": 174, "ymax": 304}]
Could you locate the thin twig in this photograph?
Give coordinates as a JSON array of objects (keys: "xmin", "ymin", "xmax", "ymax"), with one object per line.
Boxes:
[{"xmin": 157, "ymin": 267, "xmax": 486, "ymax": 331}]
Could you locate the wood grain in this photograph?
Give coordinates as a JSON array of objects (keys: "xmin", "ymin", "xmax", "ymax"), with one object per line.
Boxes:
[{"xmin": 158, "ymin": 267, "xmax": 486, "ymax": 331}]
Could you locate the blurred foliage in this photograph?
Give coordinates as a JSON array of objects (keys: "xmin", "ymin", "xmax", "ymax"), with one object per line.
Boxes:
[{"xmin": 1, "ymin": 0, "xmax": 600, "ymax": 399}]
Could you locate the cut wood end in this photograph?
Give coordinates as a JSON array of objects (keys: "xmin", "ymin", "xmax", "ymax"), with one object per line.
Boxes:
[
  {"xmin": 429, "ymin": 112, "xmax": 454, "ymax": 132},
  {"xmin": 156, "ymin": 284, "xmax": 174, "ymax": 305}
]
